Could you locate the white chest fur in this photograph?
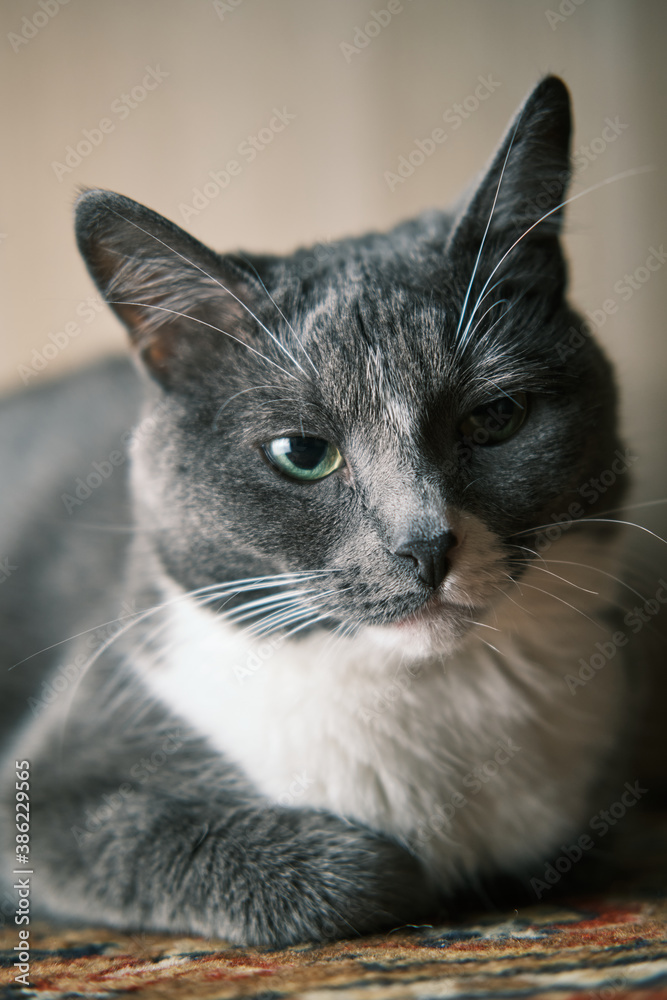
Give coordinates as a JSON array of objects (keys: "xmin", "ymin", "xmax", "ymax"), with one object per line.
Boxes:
[{"xmin": 139, "ymin": 536, "xmax": 625, "ymax": 888}]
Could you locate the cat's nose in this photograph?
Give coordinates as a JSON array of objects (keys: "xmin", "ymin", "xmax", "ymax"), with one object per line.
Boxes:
[{"xmin": 393, "ymin": 531, "xmax": 457, "ymax": 590}]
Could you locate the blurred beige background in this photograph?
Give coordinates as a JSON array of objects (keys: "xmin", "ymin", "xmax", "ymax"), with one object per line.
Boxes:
[{"xmin": 1, "ymin": 0, "xmax": 665, "ymax": 509}]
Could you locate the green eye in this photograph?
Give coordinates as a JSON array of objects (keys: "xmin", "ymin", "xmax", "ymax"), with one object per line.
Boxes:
[
  {"xmin": 263, "ymin": 436, "xmax": 344, "ymax": 481},
  {"xmin": 459, "ymin": 392, "xmax": 528, "ymax": 445}
]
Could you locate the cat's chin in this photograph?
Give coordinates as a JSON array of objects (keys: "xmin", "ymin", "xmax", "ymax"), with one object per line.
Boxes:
[{"xmin": 365, "ymin": 600, "xmax": 474, "ymax": 658}]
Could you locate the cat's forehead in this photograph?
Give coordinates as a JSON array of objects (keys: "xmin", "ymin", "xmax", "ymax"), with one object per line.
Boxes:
[
  {"xmin": 280, "ymin": 281, "xmax": 453, "ymax": 444},
  {"xmin": 296, "ymin": 257, "xmax": 447, "ymax": 356},
  {"xmin": 302, "ymin": 252, "xmax": 450, "ymax": 355}
]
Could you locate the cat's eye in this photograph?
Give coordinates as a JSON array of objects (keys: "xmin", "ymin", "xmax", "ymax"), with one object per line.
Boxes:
[
  {"xmin": 263, "ymin": 437, "xmax": 344, "ymax": 481},
  {"xmin": 459, "ymin": 392, "xmax": 528, "ymax": 445}
]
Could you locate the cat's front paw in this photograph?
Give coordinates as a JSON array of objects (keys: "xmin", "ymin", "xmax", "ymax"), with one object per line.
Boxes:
[{"xmin": 173, "ymin": 806, "xmax": 438, "ymax": 946}]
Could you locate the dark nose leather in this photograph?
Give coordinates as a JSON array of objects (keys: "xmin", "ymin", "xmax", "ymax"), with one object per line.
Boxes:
[{"xmin": 393, "ymin": 531, "xmax": 457, "ymax": 590}]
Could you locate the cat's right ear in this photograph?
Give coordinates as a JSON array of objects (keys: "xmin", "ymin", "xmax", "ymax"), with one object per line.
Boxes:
[
  {"xmin": 446, "ymin": 76, "xmax": 572, "ymax": 262},
  {"xmin": 75, "ymin": 190, "xmax": 259, "ymax": 388}
]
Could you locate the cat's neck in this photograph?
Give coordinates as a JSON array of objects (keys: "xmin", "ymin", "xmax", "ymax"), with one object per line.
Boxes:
[{"xmin": 127, "ymin": 530, "xmax": 627, "ymax": 887}]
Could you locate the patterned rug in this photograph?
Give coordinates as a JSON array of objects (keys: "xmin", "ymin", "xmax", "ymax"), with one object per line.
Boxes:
[{"xmin": 2, "ymin": 812, "xmax": 666, "ymax": 1000}]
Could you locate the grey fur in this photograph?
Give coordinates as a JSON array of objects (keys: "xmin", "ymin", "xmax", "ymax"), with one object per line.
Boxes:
[{"xmin": 0, "ymin": 77, "xmax": 625, "ymax": 944}]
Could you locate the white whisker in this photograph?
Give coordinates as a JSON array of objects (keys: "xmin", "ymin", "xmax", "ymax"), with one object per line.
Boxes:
[
  {"xmin": 281, "ymin": 613, "xmax": 332, "ymax": 640},
  {"xmin": 516, "ymin": 581, "xmax": 604, "ymax": 629},
  {"xmin": 538, "ymin": 558, "xmax": 649, "ymax": 603},
  {"xmin": 493, "ymin": 581, "xmax": 534, "ymax": 616},
  {"xmin": 107, "ymin": 209, "xmax": 309, "ymax": 376},
  {"xmin": 9, "ymin": 571, "xmax": 335, "ymax": 670},
  {"xmin": 519, "ymin": 562, "xmax": 599, "ymax": 595},
  {"xmin": 223, "ymin": 590, "xmax": 318, "ymax": 626},
  {"xmin": 455, "ymin": 119, "xmax": 521, "ymax": 337},
  {"xmin": 108, "ymin": 300, "xmax": 298, "ymax": 381},
  {"xmin": 511, "ymin": 516, "xmax": 666, "ymax": 547},
  {"xmin": 460, "ymin": 166, "xmax": 654, "ymax": 341},
  {"xmin": 213, "ymin": 385, "xmax": 276, "ymax": 427},
  {"xmin": 237, "ymin": 253, "xmax": 319, "ymax": 375},
  {"xmin": 463, "ymin": 618, "xmax": 501, "ymax": 632},
  {"xmin": 475, "ymin": 374, "xmax": 526, "ymax": 409},
  {"xmin": 457, "ymin": 298, "xmax": 509, "ymax": 354},
  {"xmin": 248, "ymin": 606, "xmax": 320, "ymax": 640},
  {"xmin": 248, "ymin": 588, "xmax": 342, "ymax": 636}
]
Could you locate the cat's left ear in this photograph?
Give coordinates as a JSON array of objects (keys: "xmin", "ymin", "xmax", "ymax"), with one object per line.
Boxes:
[
  {"xmin": 75, "ymin": 189, "xmax": 263, "ymax": 388},
  {"xmin": 447, "ymin": 76, "xmax": 572, "ymax": 259}
]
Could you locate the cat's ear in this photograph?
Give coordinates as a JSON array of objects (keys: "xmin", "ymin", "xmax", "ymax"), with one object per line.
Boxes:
[
  {"xmin": 448, "ymin": 76, "xmax": 572, "ymax": 256},
  {"xmin": 75, "ymin": 190, "xmax": 259, "ymax": 387}
]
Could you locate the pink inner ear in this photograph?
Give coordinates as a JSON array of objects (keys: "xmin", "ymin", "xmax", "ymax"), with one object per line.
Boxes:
[
  {"xmin": 142, "ymin": 337, "xmax": 175, "ymax": 376},
  {"xmin": 76, "ymin": 192, "xmax": 267, "ymax": 388},
  {"xmin": 104, "ymin": 256, "xmax": 262, "ymax": 387}
]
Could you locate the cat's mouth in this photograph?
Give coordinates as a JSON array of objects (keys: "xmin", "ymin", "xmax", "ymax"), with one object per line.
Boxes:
[
  {"xmin": 393, "ymin": 593, "xmax": 468, "ymax": 629},
  {"xmin": 365, "ymin": 591, "xmax": 476, "ymax": 656}
]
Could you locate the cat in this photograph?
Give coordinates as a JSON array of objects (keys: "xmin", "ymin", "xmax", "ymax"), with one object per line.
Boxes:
[{"xmin": 0, "ymin": 75, "xmax": 633, "ymax": 946}]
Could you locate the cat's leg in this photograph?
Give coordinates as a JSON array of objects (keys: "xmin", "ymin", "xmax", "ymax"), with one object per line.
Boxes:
[{"xmin": 1, "ymin": 666, "xmax": 436, "ymax": 946}]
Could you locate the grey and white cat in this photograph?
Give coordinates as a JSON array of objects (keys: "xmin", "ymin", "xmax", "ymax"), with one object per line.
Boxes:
[{"xmin": 0, "ymin": 77, "xmax": 631, "ymax": 945}]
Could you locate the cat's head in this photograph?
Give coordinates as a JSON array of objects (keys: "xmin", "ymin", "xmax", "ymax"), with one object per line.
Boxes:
[{"xmin": 75, "ymin": 76, "xmax": 624, "ymax": 654}]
